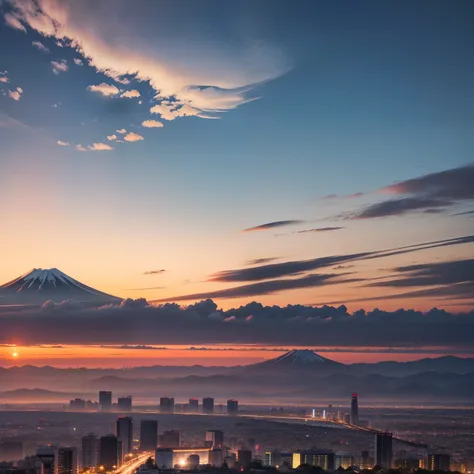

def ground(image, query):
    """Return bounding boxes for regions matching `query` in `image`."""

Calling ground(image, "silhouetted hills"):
[1,352,473,403]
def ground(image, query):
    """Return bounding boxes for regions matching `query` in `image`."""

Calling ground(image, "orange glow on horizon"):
[0,344,472,368]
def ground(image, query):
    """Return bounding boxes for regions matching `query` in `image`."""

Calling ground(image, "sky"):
[0,0,473,366]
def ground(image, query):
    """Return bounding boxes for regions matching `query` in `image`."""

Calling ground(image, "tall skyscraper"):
[226,399,238,415]
[158,430,180,448]
[209,448,225,467]
[351,393,359,425]
[238,450,252,468]
[361,450,371,469]
[375,433,393,469]
[81,434,99,469]
[159,397,175,414]
[140,420,158,451]
[37,447,57,474]
[202,397,214,414]
[188,398,199,413]
[205,430,224,448]
[264,451,282,467]
[117,396,132,412]
[99,435,118,471]
[302,452,335,471]
[428,453,450,471]
[57,447,77,474]
[116,417,133,457]
[99,391,112,412]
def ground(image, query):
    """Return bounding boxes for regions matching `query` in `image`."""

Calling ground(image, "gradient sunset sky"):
[0,0,473,366]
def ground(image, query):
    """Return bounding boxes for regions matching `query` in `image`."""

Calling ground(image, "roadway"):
[114,452,153,474]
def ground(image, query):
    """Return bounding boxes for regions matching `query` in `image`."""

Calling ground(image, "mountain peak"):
[272,349,334,365]
[0,268,121,305]
[247,349,345,371]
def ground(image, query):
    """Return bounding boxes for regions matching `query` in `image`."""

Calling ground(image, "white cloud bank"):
[3,0,288,121]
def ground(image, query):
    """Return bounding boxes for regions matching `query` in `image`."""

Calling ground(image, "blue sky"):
[0,0,473,311]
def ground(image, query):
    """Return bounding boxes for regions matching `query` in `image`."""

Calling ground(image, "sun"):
[12,352,19,358]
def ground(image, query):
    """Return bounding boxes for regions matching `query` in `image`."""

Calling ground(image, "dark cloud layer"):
[342,164,474,219]
[351,197,448,219]
[0,299,473,348]
[454,210,474,217]
[243,220,305,232]
[209,235,474,283]
[369,259,474,288]
[383,164,474,200]
[321,283,474,306]
[154,273,359,302]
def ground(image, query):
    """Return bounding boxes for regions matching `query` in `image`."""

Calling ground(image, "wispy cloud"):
[3,0,289,122]
[243,220,305,232]
[107,134,117,141]
[153,273,357,302]
[144,269,166,275]
[73,58,83,66]
[32,40,49,53]
[4,12,26,32]
[339,164,474,220]
[142,119,163,128]
[367,258,474,289]
[349,197,448,220]
[209,235,474,283]
[453,210,474,217]
[297,227,344,234]
[124,132,144,142]
[57,140,69,146]
[116,128,127,134]
[246,257,280,266]
[0,72,8,83]
[51,59,68,74]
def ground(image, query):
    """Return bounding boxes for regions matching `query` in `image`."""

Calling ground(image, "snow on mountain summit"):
[0,268,121,305]
[247,349,345,371]
[273,349,328,364]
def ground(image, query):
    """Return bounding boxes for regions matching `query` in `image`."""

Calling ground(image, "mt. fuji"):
[0,268,121,306]
[244,349,346,374]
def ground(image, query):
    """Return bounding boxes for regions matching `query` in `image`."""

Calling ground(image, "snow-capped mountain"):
[245,349,345,372]
[266,349,335,365]
[0,268,121,305]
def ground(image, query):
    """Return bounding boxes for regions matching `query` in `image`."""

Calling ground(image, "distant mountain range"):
[0,268,121,305]
[1,350,473,403]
